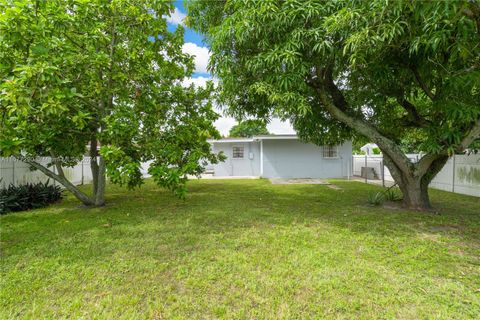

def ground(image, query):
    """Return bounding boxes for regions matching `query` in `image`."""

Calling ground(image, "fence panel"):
[0,157,151,189]
[0,157,55,188]
[449,155,479,197]
[352,154,480,197]
[0,157,95,188]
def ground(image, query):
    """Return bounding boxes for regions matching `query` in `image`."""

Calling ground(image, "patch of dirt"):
[428,225,460,232]
[382,201,403,210]
[327,184,342,190]
[269,178,330,185]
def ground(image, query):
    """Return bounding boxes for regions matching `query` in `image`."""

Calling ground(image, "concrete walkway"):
[195,175,260,180]
[269,178,331,185]
[352,177,396,187]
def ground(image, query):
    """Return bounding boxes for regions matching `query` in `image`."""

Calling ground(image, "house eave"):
[209,134,298,143]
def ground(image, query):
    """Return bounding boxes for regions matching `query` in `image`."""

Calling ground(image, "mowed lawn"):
[1,179,479,319]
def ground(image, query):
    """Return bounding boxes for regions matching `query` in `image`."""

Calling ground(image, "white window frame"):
[323,145,339,159]
[232,145,245,159]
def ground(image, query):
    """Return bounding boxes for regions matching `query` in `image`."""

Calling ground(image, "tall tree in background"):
[229,119,269,137]
[0,0,223,206]
[188,0,480,210]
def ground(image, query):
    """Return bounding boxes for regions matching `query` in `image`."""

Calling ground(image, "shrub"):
[0,180,63,214]
[384,188,402,202]
[367,192,384,206]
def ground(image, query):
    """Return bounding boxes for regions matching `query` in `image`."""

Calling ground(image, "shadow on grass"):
[3,179,478,260]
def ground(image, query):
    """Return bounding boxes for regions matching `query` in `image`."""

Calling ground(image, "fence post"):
[364,154,367,183]
[52,161,56,186]
[381,160,385,187]
[81,158,84,185]
[350,156,353,180]
[12,158,15,186]
[452,154,456,193]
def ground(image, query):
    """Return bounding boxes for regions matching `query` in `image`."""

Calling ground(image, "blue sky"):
[166,1,210,79]
[166,1,294,135]
[173,1,204,43]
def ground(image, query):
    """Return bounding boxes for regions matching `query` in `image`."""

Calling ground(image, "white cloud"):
[182,42,210,74]
[214,116,295,137]
[182,76,218,88]
[267,118,296,134]
[182,76,295,136]
[165,7,186,25]
[214,116,237,137]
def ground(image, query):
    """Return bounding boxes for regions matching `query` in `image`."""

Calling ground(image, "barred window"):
[323,146,338,158]
[232,146,244,159]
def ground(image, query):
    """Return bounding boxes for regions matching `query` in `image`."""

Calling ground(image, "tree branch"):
[459,119,480,151]
[18,156,94,206]
[311,69,413,175]
[396,98,431,127]
[50,151,65,178]
[415,119,480,176]
[410,66,435,100]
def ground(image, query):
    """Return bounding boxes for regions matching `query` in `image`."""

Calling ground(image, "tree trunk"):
[90,137,99,196]
[311,68,476,211]
[21,141,109,207]
[94,156,106,206]
[23,158,95,206]
[89,136,106,206]
[383,153,449,211]
[397,176,431,210]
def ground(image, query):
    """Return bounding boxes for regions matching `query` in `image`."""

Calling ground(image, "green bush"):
[367,192,384,206]
[384,188,402,201]
[372,147,382,155]
[0,180,63,214]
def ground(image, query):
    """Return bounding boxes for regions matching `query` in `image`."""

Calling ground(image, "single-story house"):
[208,135,352,179]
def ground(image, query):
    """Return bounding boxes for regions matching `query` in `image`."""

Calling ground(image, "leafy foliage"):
[384,188,402,202]
[228,119,269,137]
[0,0,224,203]
[0,180,62,214]
[188,0,480,209]
[188,0,479,151]
[367,192,384,206]
[372,148,381,155]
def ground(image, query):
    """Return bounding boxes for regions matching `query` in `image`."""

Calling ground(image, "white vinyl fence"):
[2,155,479,197]
[0,157,152,189]
[352,154,480,197]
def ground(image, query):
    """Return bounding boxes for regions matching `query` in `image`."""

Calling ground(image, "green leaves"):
[1,0,224,201]
[31,43,49,55]
[188,0,480,153]
[229,119,269,138]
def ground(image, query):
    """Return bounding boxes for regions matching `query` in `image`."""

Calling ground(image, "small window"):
[232,146,244,159]
[323,146,338,158]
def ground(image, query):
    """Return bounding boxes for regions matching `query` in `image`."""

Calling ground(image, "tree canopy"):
[0,0,223,205]
[229,119,269,137]
[188,0,480,210]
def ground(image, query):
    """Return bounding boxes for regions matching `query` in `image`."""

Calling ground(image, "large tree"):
[0,0,223,206]
[188,0,480,210]
[229,119,269,137]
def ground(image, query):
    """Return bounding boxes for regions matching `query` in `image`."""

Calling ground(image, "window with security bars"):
[232,146,244,159]
[323,146,338,158]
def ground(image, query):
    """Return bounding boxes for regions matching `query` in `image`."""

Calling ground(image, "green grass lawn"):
[1,179,479,319]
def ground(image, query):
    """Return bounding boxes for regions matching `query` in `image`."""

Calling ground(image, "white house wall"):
[261,140,352,179]
[212,142,261,177]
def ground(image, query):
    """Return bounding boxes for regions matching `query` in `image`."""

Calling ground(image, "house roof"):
[208,134,298,143]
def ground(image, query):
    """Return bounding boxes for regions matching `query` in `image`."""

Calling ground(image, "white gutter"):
[208,135,298,144]
[255,135,298,140]
[207,138,254,143]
